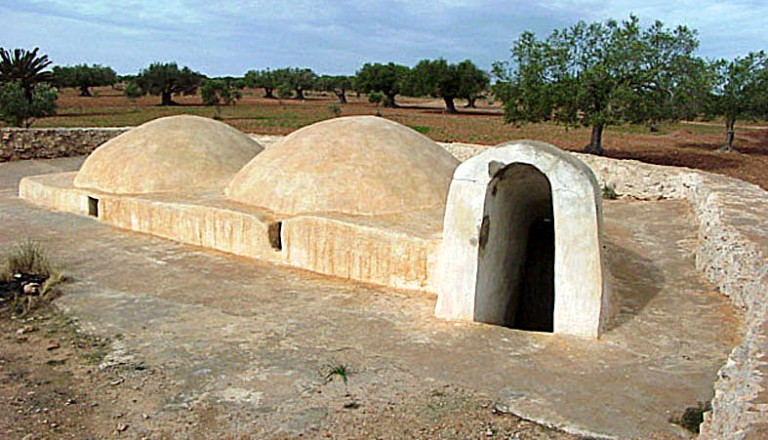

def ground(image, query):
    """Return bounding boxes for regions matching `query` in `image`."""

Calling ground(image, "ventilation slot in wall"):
[268,221,283,251]
[87,196,99,218]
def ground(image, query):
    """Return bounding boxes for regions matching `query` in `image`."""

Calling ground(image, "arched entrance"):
[435,140,606,338]
[475,163,555,332]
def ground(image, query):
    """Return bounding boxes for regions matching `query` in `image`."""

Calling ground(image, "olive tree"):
[355,62,409,107]
[493,16,701,154]
[126,62,203,106]
[270,67,316,100]
[317,75,353,104]
[244,69,278,98]
[405,58,488,113]
[709,51,768,152]
[52,64,117,96]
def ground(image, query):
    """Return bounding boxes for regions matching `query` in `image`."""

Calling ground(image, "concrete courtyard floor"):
[0,158,741,439]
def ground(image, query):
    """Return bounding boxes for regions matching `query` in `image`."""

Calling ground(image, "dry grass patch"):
[0,239,64,316]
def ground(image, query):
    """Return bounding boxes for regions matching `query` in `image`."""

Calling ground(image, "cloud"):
[0,0,764,76]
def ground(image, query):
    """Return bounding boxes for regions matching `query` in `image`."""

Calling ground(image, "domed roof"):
[74,115,263,194]
[225,116,459,216]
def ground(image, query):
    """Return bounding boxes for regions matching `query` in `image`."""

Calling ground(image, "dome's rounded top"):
[74,115,263,194]
[225,116,460,216]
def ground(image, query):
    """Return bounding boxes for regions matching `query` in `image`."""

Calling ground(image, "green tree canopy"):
[493,16,701,154]
[0,47,52,102]
[52,64,117,96]
[355,62,409,107]
[317,75,354,104]
[244,69,279,98]
[126,62,204,106]
[404,58,488,113]
[709,51,768,152]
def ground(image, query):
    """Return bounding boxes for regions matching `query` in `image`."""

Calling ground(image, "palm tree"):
[0,47,53,101]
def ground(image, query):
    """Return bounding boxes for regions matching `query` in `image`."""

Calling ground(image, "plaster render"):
[19,172,442,293]
[435,140,605,338]
[225,116,459,216]
[74,115,263,194]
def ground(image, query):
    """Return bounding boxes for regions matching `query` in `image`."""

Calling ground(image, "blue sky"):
[1,0,766,76]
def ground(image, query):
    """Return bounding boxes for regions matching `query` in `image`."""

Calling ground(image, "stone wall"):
[0,127,129,162]
[576,155,768,439]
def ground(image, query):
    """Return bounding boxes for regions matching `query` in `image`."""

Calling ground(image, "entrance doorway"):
[474,163,554,332]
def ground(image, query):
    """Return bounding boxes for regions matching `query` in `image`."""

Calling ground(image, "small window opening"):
[268,221,283,251]
[87,196,99,218]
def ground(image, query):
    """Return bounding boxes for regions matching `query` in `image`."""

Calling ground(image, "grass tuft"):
[601,183,619,200]
[3,239,55,279]
[324,363,350,385]
[409,125,431,134]
[1,239,64,316]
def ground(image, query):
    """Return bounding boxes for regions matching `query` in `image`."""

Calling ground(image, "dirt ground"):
[0,158,740,440]
[0,308,591,440]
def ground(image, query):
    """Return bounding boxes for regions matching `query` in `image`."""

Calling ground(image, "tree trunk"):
[295,88,305,100]
[336,90,347,104]
[384,92,397,108]
[721,117,736,152]
[263,87,275,99]
[79,85,92,97]
[443,96,458,114]
[584,123,605,155]
[464,97,477,108]
[161,91,175,106]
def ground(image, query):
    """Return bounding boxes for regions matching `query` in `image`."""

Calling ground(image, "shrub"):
[0,81,57,127]
[368,92,383,105]
[201,78,243,106]
[670,401,711,433]
[124,82,143,100]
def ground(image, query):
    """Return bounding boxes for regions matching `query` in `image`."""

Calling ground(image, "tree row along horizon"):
[1,15,766,153]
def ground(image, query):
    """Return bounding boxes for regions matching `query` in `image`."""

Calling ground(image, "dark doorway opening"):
[509,216,554,331]
[268,221,283,251]
[474,163,555,332]
[87,196,99,218]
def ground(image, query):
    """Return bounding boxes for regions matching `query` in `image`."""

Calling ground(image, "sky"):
[1,0,766,76]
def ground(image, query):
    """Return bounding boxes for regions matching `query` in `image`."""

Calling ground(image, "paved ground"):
[0,158,741,439]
